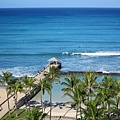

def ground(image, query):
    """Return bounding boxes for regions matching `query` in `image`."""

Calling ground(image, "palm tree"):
[61,74,80,95]
[37,78,51,112]
[101,76,115,110]
[111,79,120,118]
[82,70,98,102]
[95,76,118,119]
[7,78,24,117]
[0,71,12,113]
[44,66,60,120]
[22,75,30,109]
[22,75,36,108]
[65,83,86,119]
[82,98,106,120]
[61,74,87,119]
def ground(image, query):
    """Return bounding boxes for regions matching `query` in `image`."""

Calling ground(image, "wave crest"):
[62,51,120,57]
[81,51,120,56]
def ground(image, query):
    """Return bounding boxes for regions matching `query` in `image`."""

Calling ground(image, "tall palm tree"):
[61,74,87,119]
[22,75,36,108]
[44,66,60,120]
[65,83,86,119]
[7,78,24,117]
[37,78,51,112]
[82,70,98,101]
[0,71,12,113]
[101,76,115,110]
[22,75,30,109]
[61,74,80,95]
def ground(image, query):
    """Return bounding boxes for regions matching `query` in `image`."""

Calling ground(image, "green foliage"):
[0,71,13,87]
[1,108,47,120]
[1,70,120,120]
[1,109,26,120]
[7,78,24,117]
[26,107,47,120]
[61,74,80,95]
[62,70,120,120]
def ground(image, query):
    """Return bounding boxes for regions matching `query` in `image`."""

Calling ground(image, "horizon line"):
[0,6,120,9]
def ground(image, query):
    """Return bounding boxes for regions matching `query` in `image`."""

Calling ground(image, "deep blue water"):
[0,8,120,77]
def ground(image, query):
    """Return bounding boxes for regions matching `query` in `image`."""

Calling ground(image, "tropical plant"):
[61,74,80,95]
[26,107,47,120]
[22,75,36,108]
[110,79,120,118]
[82,70,98,102]
[101,76,116,110]
[61,74,82,119]
[37,78,51,112]
[44,66,60,120]
[7,78,24,117]
[65,83,86,119]
[0,71,12,113]
[82,98,106,120]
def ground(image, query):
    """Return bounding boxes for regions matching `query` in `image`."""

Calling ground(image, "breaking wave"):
[62,51,120,57]
[80,51,120,57]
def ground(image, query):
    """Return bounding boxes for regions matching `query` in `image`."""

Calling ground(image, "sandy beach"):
[0,87,25,118]
[44,105,76,118]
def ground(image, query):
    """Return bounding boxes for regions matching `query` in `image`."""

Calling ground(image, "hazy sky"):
[0,0,120,8]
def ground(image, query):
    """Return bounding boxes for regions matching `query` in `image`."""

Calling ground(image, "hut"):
[48,57,62,69]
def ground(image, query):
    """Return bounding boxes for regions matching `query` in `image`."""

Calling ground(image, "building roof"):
[48,57,61,62]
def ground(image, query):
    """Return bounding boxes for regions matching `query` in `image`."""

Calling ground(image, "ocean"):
[0,8,120,77]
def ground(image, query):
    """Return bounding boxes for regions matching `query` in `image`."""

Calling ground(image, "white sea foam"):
[81,51,120,57]
[62,51,120,57]
[62,52,69,55]
[71,52,81,55]
[0,66,38,77]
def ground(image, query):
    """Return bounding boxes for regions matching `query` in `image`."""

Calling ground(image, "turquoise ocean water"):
[0,8,120,102]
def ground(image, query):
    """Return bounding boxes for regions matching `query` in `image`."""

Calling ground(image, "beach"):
[0,84,76,119]
[0,87,25,118]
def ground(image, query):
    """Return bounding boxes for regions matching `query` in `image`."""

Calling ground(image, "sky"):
[0,0,120,8]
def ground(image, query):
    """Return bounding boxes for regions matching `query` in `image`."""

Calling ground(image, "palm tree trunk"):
[76,104,78,120]
[117,98,119,117]
[14,95,18,117]
[50,88,52,120]
[80,102,83,120]
[6,91,10,114]
[28,88,31,109]
[40,90,43,112]
[25,89,28,110]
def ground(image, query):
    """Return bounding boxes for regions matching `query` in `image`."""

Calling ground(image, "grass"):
[1,109,27,120]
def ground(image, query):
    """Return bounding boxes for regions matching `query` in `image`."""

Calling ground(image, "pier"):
[34,57,61,80]
[0,57,61,119]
